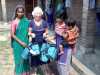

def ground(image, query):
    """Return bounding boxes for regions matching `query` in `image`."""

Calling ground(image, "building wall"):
[71,0,83,23]
[0,0,25,21]
[0,0,83,22]
[85,10,96,49]
[79,0,96,53]
[6,0,25,21]
[0,0,2,21]
[70,0,96,53]
[95,0,100,49]
[97,0,100,8]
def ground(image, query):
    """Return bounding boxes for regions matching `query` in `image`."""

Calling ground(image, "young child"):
[55,18,66,55]
[63,19,79,55]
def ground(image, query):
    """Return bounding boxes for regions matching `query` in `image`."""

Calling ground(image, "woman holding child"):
[55,18,79,75]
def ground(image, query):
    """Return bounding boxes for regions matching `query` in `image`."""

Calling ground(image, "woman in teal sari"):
[11,5,30,75]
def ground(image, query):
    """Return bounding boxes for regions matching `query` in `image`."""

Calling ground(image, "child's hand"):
[45,36,56,44]
[43,33,48,38]
[62,32,68,38]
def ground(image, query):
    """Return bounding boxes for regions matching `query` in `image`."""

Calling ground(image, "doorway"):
[25,0,38,19]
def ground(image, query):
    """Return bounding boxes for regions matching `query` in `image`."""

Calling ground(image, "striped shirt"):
[55,23,66,36]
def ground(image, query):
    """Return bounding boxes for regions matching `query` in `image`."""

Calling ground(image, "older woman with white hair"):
[29,6,48,42]
[28,6,54,75]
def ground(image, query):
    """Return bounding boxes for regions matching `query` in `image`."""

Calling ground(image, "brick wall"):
[71,0,83,23]
[79,0,96,53]
[97,0,100,8]
[85,10,96,48]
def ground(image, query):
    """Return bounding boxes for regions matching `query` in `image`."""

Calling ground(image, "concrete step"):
[70,66,79,75]
[72,56,96,75]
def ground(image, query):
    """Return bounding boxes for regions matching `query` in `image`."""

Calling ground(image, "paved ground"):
[75,37,100,75]
[0,24,78,75]
[1,22,99,75]
[0,26,14,75]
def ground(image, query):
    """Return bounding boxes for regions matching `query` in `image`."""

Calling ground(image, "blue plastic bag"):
[40,43,57,62]
[21,43,40,60]
[21,47,30,60]
[47,44,57,61]
[30,44,40,55]
[40,43,50,62]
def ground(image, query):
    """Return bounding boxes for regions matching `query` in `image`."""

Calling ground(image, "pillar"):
[79,0,96,54]
[1,0,7,22]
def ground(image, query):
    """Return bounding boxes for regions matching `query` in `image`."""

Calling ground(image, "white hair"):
[32,6,43,17]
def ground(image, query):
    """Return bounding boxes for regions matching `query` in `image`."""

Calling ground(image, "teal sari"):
[12,16,30,75]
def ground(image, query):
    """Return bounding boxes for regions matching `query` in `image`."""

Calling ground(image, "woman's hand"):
[20,42,27,47]
[28,32,36,38]
[31,33,36,38]
[29,36,32,42]
[28,27,35,38]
